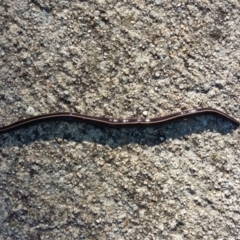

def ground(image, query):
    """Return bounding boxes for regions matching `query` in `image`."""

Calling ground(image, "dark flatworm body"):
[0,108,239,134]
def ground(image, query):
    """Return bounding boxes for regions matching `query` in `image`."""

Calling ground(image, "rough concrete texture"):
[0,0,239,239]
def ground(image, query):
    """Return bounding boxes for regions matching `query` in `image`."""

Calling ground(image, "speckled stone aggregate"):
[0,0,239,239]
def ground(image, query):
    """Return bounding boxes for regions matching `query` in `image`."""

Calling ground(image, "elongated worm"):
[0,108,238,134]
